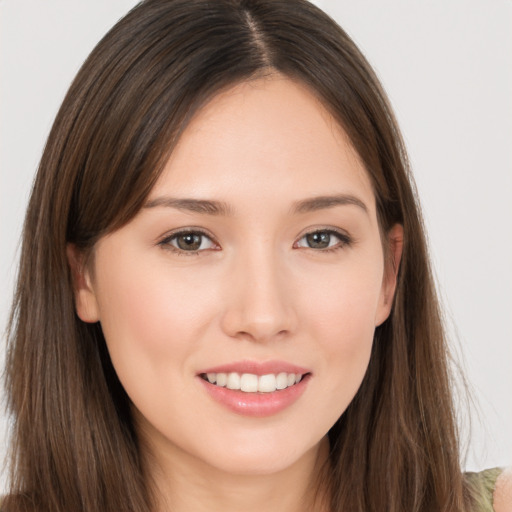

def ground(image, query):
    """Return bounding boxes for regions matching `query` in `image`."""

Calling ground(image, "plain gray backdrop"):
[1,0,511,493]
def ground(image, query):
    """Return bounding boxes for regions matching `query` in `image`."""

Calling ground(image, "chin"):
[207,453,301,477]
[196,432,324,477]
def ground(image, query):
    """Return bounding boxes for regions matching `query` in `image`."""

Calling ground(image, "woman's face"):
[73,76,400,477]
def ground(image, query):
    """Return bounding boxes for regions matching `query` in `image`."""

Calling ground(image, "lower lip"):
[198,375,310,417]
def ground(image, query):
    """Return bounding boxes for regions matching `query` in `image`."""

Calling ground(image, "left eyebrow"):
[291,194,369,215]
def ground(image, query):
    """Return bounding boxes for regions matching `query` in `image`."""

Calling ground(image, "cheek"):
[92,257,227,447]
[296,256,383,415]
[301,254,384,348]
[97,256,209,338]
[92,255,221,393]
[308,284,377,378]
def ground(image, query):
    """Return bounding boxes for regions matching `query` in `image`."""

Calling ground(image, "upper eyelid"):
[158,229,219,256]
[295,228,350,246]
[157,229,215,254]
[159,227,216,243]
[158,226,351,249]
[160,225,347,238]
[296,226,350,240]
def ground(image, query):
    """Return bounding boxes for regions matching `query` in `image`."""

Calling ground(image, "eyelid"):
[158,227,220,255]
[293,227,352,250]
[157,225,352,255]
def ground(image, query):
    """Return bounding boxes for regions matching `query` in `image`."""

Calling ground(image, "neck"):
[143,436,331,512]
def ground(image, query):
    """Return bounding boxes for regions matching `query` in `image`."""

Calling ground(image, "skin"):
[70,75,403,512]
[495,468,512,512]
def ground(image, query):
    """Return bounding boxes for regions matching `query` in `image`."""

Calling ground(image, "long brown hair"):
[4,1,471,510]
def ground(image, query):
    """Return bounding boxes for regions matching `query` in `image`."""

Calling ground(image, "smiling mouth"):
[199,372,306,393]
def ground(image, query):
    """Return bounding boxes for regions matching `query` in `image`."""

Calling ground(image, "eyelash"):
[158,228,219,257]
[158,228,352,256]
[295,229,352,253]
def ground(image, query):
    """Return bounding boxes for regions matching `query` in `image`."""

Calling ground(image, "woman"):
[3,0,510,511]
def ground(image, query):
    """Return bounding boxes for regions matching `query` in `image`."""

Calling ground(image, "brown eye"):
[162,231,216,253]
[177,233,202,250]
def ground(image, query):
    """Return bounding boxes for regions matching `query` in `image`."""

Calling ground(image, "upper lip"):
[198,360,310,376]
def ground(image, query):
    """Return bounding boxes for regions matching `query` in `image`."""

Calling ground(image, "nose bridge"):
[221,240,296,342]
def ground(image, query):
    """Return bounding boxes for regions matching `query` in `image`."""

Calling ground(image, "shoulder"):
[494,467,512,512]
[465,467,512,512]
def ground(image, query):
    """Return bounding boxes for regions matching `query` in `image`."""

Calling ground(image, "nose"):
[220,246,297,343]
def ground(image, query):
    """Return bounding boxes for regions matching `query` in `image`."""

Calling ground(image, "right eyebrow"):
[143,197,233,216]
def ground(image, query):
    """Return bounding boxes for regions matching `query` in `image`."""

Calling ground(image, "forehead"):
[150,76,375,212]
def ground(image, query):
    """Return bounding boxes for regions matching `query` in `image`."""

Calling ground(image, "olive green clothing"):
[466,467,503,512]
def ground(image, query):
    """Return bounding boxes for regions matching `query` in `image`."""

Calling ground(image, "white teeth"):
[276,372,288,390]
[203,371,305,393]
[240,373,258,392]
[216,373,227,387]
[258,374,277,393]
[226,372,241,390]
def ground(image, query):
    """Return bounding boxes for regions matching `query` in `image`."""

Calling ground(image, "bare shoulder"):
[494,467,512,512]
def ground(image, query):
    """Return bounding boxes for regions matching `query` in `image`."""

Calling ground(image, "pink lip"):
[197,360,311,417]
[199,360,309,376]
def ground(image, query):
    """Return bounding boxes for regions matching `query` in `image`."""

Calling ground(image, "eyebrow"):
[143,194,368,216]
[291,194,368,215]
[143,197,233,215]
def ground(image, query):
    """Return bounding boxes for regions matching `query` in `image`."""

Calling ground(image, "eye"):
[160,230,217,253]
[295,229,350,250]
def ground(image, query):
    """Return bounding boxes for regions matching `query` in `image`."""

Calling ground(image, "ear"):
[66,244,100,323]
[375,224,404,326]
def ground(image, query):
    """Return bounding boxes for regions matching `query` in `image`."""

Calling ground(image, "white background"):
[1,0,511,493]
